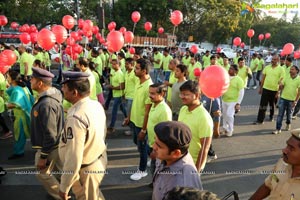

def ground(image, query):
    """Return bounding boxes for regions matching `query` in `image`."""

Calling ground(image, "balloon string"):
[172,26,176,47]
[133,23,136,35]
[248,38,251,66]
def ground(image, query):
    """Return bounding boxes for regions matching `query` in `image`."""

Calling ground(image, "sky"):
[252,0,300,21]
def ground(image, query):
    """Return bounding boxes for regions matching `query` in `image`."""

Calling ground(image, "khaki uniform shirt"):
[265,158,300,199]
[59,97,107,193]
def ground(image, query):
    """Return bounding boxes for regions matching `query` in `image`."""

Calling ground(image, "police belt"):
[80,154,102,169]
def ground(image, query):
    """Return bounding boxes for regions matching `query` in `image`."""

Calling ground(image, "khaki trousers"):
[35,149,61,200]
[72,152,107,200]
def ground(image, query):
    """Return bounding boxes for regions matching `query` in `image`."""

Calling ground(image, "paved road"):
[0,82,298,200]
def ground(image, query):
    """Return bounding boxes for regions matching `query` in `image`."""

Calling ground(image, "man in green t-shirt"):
[256,53,265,86]
[124,58,153,181]
[107,59,127,133]
[273,65,300,134]
[150,48,163,83]
[254,55,285,124]
[222,64,244,137]
[147,83,172,173]
[202,50,211,69]
[247,53,259,89]
[178,80,213,172]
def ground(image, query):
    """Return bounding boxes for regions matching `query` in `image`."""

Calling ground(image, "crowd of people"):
[0,42,300,200]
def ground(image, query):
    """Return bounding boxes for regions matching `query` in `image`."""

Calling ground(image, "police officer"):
[250,129,300,199]
[59,71,107,200]
[30,67,64,199]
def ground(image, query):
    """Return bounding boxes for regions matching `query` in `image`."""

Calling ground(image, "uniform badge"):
[33,110,38,117]
[67,127,73,139]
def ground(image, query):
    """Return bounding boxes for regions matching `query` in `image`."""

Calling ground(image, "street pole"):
[100,0,105,37]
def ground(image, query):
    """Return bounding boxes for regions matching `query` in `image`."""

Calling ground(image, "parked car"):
[221,48,236,59]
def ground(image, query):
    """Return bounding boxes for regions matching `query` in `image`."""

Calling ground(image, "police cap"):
[32,67,55,81]
[61,71,90,84]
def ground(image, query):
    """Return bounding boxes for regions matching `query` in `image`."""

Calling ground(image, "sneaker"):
[206,155,218,163]
[292,115,297,120]
[124,130,132,136]
[286,124,291,131]
[269,117,274,122]
[226,132,233,137]
[252,86,257,89]
[0,131,13,140]
[272,130,281,135]
[245,87,250,90]
[130,170,148,181]
[147,159,151,167]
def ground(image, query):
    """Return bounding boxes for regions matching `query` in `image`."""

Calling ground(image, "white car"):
[221,48,236,59]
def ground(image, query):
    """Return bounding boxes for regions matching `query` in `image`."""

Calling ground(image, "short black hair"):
[176,64,188,76]
[164,187,220,200]
[150,83,167,94]
[64,79,90,97]
[136,58,149,74]
[179,80,200,95]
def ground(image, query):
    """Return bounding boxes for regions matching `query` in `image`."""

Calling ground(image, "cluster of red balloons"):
[0,50,17,74]
[199,66,230,98]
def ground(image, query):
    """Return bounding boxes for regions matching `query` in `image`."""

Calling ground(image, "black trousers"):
[293,99,300,116]
[257,88,277,122]
[0,113,10,133]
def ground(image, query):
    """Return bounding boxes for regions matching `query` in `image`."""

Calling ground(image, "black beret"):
[154,121,192,150]
[32,67,54,81]
[61,71,90,84]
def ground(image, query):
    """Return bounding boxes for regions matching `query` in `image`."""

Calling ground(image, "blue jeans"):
[109,97,127,128]
[153,68,160,83]
[164,71,171,81]
[276,98,293,130]
[132,124,148,171]
[125,98,133,115]
[247,72,257,87]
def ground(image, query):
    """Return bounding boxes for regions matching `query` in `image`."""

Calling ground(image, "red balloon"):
[37,29,56,50]
[247,29,255,38]
[78,19,85,29]
[158,27,164,34]
[70,31,79,41]
[216,47,222,53]
[22,24,30,33]
[78,29,84,36]
[30,32,38,43]
[52,25,68,44]
[119,27,127,34]
[71,53,79,60]
[10,22,19,30]
[73,44,83,54]
[66,37,76,46]
[19,32,31,44]
[233,37,241,46]
[100,38,106,44]
[95,33,102,40]
[83,20,93,30]
[124,31,134,43]
[282,43,294,55]
[30,25,37,33]
[199,65,230,98]
[170,10,183,26]
[0,50,17,66]
[92,26,99,34]
[106,31,124,52]
[190,45,198,54]
[65,46,73,55]
[0,63,10,74]
[129,47,135,54]
[258,34,264,41]
[240,42,245,48]
[0,15,8,26]
[144,22,152,32]
[194,68,201,77]
[131,11,141,23]
[265,33,271,39]
[294,51,300,59]
[62,15,75,30]
[108,21,116,31]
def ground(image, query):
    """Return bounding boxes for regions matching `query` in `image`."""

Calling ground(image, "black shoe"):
[8,153,24,160]
[253,121,264,125]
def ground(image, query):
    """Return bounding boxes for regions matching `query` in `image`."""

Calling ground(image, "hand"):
[163,81,169,86]
[258,88,262,95]
[213,110,221,117]
[292,101,297,108]
[107,85,113,89]
[37,158,47,171]
[235,104,241,112]
[138,131,146,141]
[150,151,156,160]
[59,190,71,200]
[122,117,130,126]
